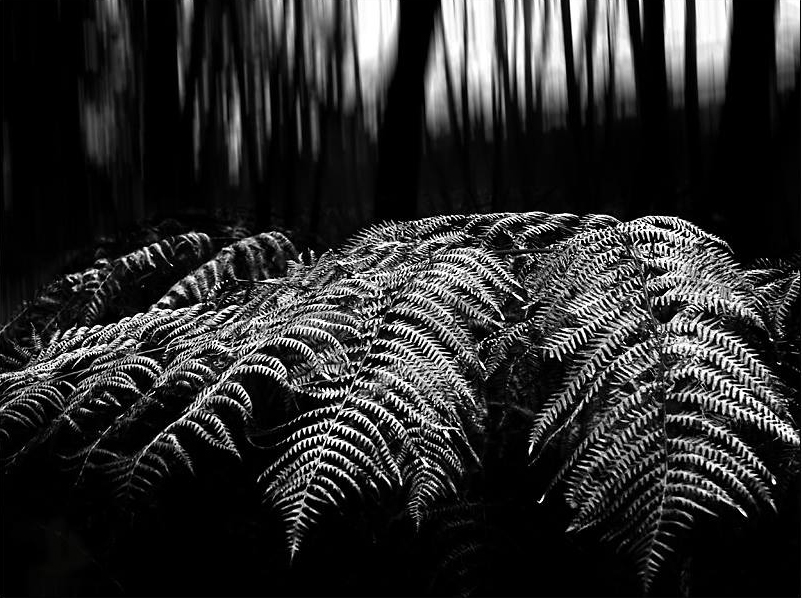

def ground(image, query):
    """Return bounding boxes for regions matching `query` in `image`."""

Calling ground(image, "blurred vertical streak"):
[461,0,476,209]
[583,0,598,150]
[715,0,780,258]
[601,0,618,167]
[625,0,671,216]
[2,0,88,319]
[283,0,306,228]
[227,0,264,223]
[142,0,181,215]
[178,0,208,209]
[198,0,225,212]
[310,0,344,238]
[560,0,585,208]
[522,0,535,199]
[493,0,513,206]
[349,0,366,225]
[440,7,464,205]
[263,1,290,231]
[532,0,551,163]
[684,0,702,209]
[374,0,440,222]
[641,0,669,213]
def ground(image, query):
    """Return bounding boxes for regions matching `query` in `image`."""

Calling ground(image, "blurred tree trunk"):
[374,0,440,222]
[441,16,464,152]
[602,1,618,164]
[310,1,345,238]
[175,0,207,208]
[626,0,670,215]
[494,0,524,204]
[523,0,534,132]
[684,0,702,209]
[2,0,89,283]
[461,0,476,209]
[531,0,551,166]
[642,0,670,213]
[584,0,598,146]
[560,0,581,140]
[284,0,308,228]
[198,1,225,212]
[141,0,182,215]
[264,3,291,230]
[715,0,777,257]
[349,0,366,224]
[227,0,264,224]
[560,0,586,208]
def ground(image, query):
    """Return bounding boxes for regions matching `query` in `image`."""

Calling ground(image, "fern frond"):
[81,233,214,325]
[498,216,800,590]
[154,232,298,309]
[259,243,513,557]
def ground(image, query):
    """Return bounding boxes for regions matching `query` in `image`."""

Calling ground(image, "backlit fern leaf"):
[747,255,800,411]
[1,212,798,593]
[154,232,298,309]
[259,241,516,558]
[81,232,214,324]
[488,216,799,590]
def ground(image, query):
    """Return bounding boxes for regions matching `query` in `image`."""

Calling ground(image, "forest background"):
[2,0,800,321]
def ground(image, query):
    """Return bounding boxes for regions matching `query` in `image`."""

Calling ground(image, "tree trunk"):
[560,0,586,208]
[642,0,670,213]
[142,0,182,215]
[461,0,476,209]
[715,0,777,258]
[374,0,440,222]
[684,0,702,209]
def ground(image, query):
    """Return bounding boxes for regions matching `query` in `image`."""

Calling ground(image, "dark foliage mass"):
[1,213,799,596]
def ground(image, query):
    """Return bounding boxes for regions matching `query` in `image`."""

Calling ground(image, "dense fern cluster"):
[1,212,798,593]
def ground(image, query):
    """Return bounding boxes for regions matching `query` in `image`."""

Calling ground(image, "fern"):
[1,212,798,595]
[260,241,516,556]
[747,255,800,412]
[154,231,298,309]
[486,216,799,589]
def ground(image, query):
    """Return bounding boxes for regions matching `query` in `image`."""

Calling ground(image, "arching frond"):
[490,217,799,590]
[259,242,515,557]
[154,232,298,309]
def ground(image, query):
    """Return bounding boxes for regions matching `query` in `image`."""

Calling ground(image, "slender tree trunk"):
[283,0,307,228]
[561,0,581,138]
[602,0,618,161]
[142,0,182,215]
[349,0,366,224]
[491,67,505,210]
[494,0,525,203]
[531,0,551,168]
[560,0,586,208]
[198,2,225,211]
[178,0,207,203]
[461,0,476,209]
[226,0,264,222]
[584,0,598,143]
[441,16,464,149]
[625,0,670,216]
[684,0,702,211]
[715,0,777,257]
[264,2,291,229]
[642,0,670,213]
[523,0,534,132]
[2,0,89,311]
[625,0,644,96]
[310,2,344,238]
[374,0,440,222]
